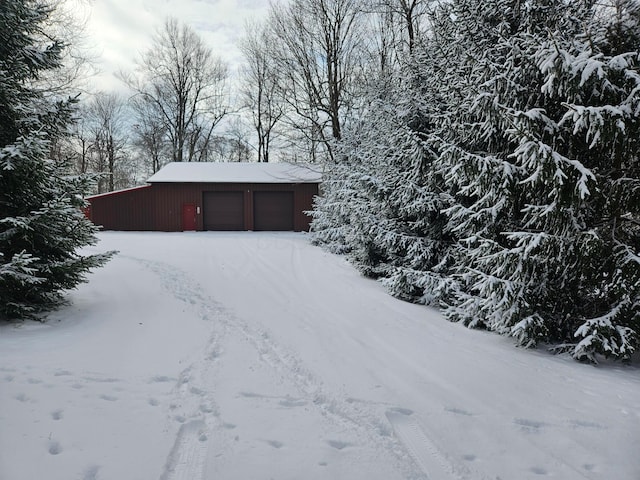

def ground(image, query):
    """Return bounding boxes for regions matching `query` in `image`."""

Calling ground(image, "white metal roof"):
[147,162,322,184]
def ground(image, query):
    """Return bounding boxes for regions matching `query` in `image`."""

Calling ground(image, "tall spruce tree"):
[431,0,639,361]
[424,0,592,336]
[525,0,640,360]
[311,73,453,303]
[0,0,114,319]
[313,0,639,362]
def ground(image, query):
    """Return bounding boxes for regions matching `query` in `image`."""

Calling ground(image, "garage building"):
[86,162,321,232]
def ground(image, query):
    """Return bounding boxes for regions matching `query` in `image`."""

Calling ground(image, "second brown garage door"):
[203,191,244,230]
[253,191,294,231]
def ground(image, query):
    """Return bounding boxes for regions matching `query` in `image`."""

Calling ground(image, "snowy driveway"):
[1,232,639,480]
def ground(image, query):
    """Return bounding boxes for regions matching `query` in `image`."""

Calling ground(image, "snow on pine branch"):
[511,139,595,199]
[560,104,632,148]
[573,301,637,362]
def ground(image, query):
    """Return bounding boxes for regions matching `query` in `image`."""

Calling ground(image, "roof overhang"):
[146,162,322,184]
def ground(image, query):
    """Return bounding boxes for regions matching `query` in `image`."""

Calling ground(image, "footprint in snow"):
[148,398,160,407]
[48,440,62,455]
[462,454,477,462]
[15,393,29,402]
[27,378,42,384]
[83,376,120,384]
[445,406,473,416]
[199,403,216,414]
[327,440,350,450]
[279,397,307,408]
[190,386,205,396]
[514,418,546,432]
[388,407,414,416]
[530,466,548,475]
[99,394,118,402]
[239,391,266,399]
[51,409,63,420]
[266,439,284,449]
[3,374,14,382]
[570,419,605,429]
[82,465,101,480]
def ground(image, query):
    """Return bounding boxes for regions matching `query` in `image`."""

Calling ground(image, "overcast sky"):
[81,0,271,93]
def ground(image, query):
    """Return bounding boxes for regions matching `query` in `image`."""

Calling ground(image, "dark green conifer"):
[0,0,114,319]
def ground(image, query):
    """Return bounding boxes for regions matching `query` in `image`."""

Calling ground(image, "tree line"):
[237,0,639,361]
[242,0,639,362]
[310,0,640,362]
[1,0,638,362]
[0,0,419,318]
[55,16,249,195]
[54,0,432,193]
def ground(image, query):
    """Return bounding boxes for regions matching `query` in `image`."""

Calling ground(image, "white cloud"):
[83,0,270,92]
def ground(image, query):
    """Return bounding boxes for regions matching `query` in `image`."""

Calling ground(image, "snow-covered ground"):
[1,232,638,480]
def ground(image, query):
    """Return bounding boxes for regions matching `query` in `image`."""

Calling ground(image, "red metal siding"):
[151,184,203,231]
[89,186,156,231]
[293,183,319,232]
[87,181,319,232]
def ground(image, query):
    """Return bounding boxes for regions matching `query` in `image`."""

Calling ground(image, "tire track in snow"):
[386,410,463,480]
[234,237,465,479]
[159,420,208,480]
[125,256,224,480]
[130,252,484,480]
[217,299,435,480]
[229,239,464,479]
[247,241,602,480]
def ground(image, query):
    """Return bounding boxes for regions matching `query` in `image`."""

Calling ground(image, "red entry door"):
[182,203,197,231]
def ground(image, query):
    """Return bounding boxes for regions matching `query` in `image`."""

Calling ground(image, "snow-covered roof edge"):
[146,162,323,184]
[86,185,152,199]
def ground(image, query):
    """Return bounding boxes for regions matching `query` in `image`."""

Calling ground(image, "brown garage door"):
[253,191,294,231]
[203,191,244,230]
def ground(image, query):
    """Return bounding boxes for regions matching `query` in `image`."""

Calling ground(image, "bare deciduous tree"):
[122,17,229,163]
[266,0,364,162]
[361,0,431,75]
[86,92,132,192]
[130,96,168,174]
[387,0,429,53]
[37,0,99,96]
[65,110,93,174]
[240,21,285,163]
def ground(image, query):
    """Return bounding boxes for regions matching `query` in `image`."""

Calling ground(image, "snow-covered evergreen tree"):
[530,0,640,360]
[430,0,639,361]
[313,0,639,361]
[424,0,586,337]
[311,62,454,303]
[0,0,114,319]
